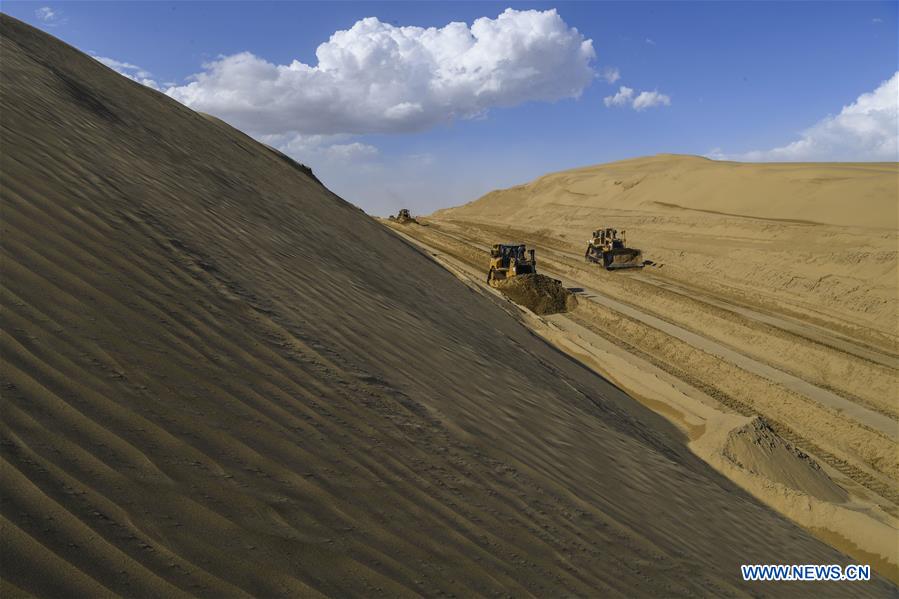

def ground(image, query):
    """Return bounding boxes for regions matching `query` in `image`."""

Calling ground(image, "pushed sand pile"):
[724,418,848,503]
[494,273,577,315]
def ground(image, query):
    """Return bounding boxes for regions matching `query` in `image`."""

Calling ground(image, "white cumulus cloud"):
[165,8,596,137]
[603,86,634,107]
[604,86,670,111]
[714,72,898,161]
[632,90,671,111]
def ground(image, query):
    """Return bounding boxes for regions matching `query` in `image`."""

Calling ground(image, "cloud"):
[261,133,379,164]
[324,142,379,161]
[872,17,883,23]
[256,132,459,216]
[604,86,670,110]
[603,86,634,107]
[93,55,162,90]
[35,6,64,26]
[632,90,671,111]
[35,7,56,21]
[645,38,656,45]
[166,8,596,137]
[713,72,898,162]
[601,66,621,84]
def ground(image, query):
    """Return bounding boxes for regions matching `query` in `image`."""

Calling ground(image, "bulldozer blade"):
[604,249,644,270]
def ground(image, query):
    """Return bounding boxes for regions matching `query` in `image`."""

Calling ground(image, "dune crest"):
[441,153,898,230]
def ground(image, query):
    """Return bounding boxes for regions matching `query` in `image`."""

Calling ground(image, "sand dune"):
[436,154,899,338]
[385,216,899,579]
[444,153,897,229]
[2,15,897,597]
[418,148,898,582]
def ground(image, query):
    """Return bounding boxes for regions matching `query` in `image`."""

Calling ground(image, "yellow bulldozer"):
[388,208,417,224]
[487,244,537,285]
[585,228,644,270]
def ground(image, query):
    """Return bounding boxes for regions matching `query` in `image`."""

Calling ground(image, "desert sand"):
[387,152,899,582]
[435,154,899,338]
[2,14,897,597]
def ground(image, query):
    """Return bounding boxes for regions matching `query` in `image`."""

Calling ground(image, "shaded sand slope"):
[2,16,894,597]
[436,155,899,338]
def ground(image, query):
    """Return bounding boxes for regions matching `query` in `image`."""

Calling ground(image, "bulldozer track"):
[436,220,899,368]
[566,312,899,511]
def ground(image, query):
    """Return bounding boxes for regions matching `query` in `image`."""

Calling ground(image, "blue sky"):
[6,1,897,215]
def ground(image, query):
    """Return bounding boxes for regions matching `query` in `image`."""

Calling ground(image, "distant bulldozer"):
[487,244,537,285]
[388,208,418,224]
[585,228,644,270]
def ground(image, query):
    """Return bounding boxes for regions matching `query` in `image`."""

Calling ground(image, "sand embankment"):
[385,218,899,581]
[411,155,899,581]
[435,154,899,340]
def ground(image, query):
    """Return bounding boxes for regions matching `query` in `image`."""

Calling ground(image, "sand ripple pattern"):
[2,16,895,597]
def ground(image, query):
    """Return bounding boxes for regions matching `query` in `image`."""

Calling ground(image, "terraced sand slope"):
[2,15,895,597]
[425,151,899,582]
[383,216,899,580]
[436,154,899,339]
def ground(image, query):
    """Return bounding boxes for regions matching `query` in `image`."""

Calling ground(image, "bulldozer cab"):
[488,244,537,284]
[591,228,627,249]
[491,244,530,266]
